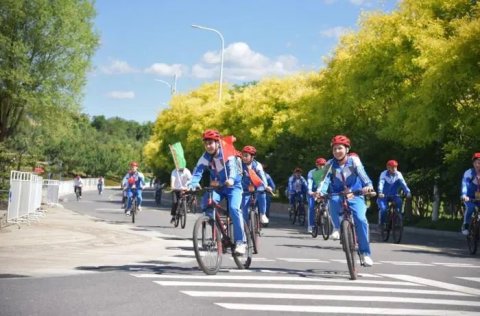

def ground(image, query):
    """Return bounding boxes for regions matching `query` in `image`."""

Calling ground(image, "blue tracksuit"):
[377,170,411,224]
[190,148,245,243]
[265,173,276,218]
[288,175,307,209]
[240,160,268,223]
[461,168,480,226]
[123,171,145,210]
[317,156,373,256]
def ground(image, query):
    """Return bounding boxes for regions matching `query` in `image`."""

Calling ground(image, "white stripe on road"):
[215,303,480,315]
[95,208,125,211]
[457,277,480,283]
[153,281,470,296]
[247,257,276,262]
[134,274,419,286]
[183,291,480,307]
[434,263,480,268]
[380,274,480,296]
[277,258,329,263]
[380,261,434,267]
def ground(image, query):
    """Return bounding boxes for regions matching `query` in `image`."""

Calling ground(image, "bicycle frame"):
[467,200,480,255]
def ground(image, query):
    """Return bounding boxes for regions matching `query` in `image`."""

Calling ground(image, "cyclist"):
[188,129,246,255]
[287,167,308,215]
[97,176,104,195]
[123,161,146,216]
[307,157,327,233]
[316,135,375,266]
[460,152,480,235]
[377,160,412,229]
[73,175,83,198]
[240,145,272,225]
[170,167,192,223]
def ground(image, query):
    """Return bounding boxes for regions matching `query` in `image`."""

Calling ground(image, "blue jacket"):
[122,171,145,189]
[265,172,276,191]
[288,175,307,194]
[190,148,242,187]
[461,168,480,199]
[241,160,268,192]
[378,170,411,196]
[318,156,372,195]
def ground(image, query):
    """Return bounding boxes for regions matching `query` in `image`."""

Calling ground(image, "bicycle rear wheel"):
[180,199,187,229]
[341,220,357,280]
[467,218,478,255]
[193,215,222,275]
[392,211,403,244]
[232,220,253,269]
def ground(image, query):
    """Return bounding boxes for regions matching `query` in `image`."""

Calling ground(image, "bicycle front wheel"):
[341,220,357,280]
[392,212,403,244]
[180,199,187,229]
[249,209,259,254]
[131,200,136,223]
[233,221,253,270]
[311,209,319,238]
[467,218,478,255]
[321,210,332,240]
[193,215,222,275]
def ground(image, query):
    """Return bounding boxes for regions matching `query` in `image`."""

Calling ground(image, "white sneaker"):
[331,230,340,240]
[138,206,142,212]
[362,255,373,267]
[260,214,269,224]
[307,226,313,233]
[462,229,469,236]
[235,243,246,255]
[126,210,131,216]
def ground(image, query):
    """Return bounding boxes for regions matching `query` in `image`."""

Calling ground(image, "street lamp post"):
[155,74,177,95]
[191,24,224,102]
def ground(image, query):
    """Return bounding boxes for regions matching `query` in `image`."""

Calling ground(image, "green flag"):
[170,142,187,169]
[312,169,325,187]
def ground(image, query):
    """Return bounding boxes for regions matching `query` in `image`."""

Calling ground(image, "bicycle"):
[466,199,480,255]
[74,186,81,201]
[129,187,139,224]
[155,183,165,206]
[186,192,198,213]
[192,186,253,275]
[246,190,261,255]
[291,193,306,226]
[173,190,194,229]
[312,197,333,240]
[328,190,376,280]
[380,194,404,244]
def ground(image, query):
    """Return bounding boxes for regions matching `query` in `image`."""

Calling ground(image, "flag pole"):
[218,138,230,182]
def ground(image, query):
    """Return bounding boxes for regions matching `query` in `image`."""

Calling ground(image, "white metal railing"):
[6,172,99,224]
[7,171,43,223]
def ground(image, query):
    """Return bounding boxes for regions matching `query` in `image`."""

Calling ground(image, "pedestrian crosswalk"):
[132,271,480,314]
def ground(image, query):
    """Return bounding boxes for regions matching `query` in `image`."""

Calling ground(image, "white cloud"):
[100,59,137,74]
[320,26,350,38]
[106,91,135,99]
[191,42,301,81]
[144,63,187,76]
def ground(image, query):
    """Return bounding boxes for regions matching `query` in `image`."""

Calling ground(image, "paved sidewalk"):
[0,205,192,278]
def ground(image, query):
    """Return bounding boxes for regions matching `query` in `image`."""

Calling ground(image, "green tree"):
[0,0,99,142]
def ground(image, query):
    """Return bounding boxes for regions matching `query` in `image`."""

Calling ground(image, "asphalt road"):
[1,188,479,316]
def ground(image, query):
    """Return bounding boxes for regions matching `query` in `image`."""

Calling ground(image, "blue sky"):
[83,0,399,123]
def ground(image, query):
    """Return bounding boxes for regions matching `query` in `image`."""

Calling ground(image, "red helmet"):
[242,145,257,156]
[202,129,221,141]
[331,135,351,147]
[472,153,480,161]
[386,160,398,167]
[130,161,138,167]
[315,157,327,165]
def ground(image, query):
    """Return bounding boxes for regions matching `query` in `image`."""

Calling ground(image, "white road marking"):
[183,291,480,307]
[457,277,480,283]
[380,261,434,267]
[215,303,480,315]
[434,263,480,268]
[153,281,470,296]
[380,274,480,296]
[277,258,329,263]
[133,274,419,286]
